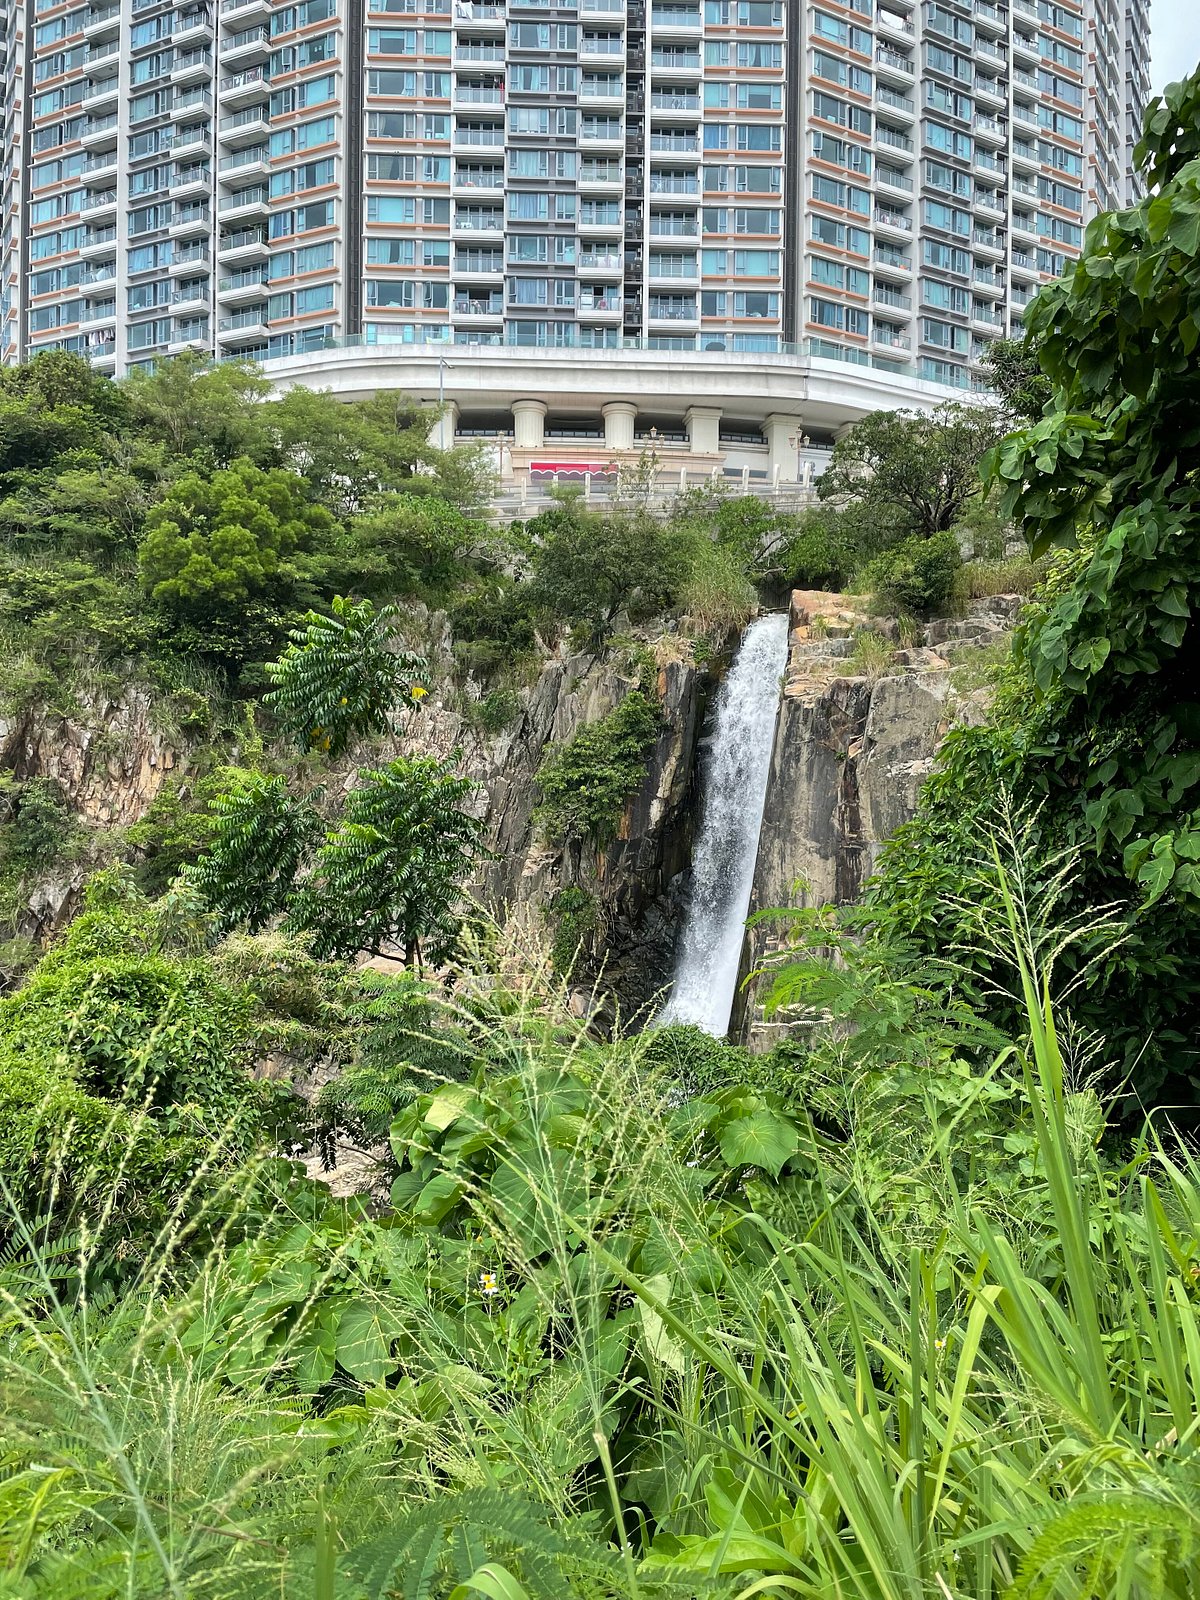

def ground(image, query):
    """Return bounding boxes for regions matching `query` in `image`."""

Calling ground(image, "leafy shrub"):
[845,628,898,683]
[676,538,756,633]
[864,529,962,616]
[545,887,599,978]
[530,498,688,643]
[535,690,661,845]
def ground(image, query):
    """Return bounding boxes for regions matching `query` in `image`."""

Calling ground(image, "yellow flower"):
[412,685,428,701]
[339,696,348,706]
[934,1338,947,1351]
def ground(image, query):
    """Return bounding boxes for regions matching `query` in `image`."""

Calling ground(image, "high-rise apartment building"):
[0,0,1151,433]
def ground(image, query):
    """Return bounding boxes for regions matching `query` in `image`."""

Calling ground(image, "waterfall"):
[659,610,789,1037]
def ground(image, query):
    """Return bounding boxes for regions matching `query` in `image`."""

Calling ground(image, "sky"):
[1150,0,1200,93]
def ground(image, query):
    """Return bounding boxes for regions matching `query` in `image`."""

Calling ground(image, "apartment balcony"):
[875,45,915,85]
[82,151,118,183]
[219,66,269,107]
[219,147,269,182]
[452,294,503,318]
[218,186,269,221]
[80,265,116,289]
[451,167,504,193]
[454,43,503,62]
[171,206,213,237]
[1013,69,1038,93]
[974,149,1003,175]
[581,166,625,191]
[580,213,626,236]
[218,275,269,309]
[453,253,503,276]
[79,228,117,260]
[971,305,1004,330]
[171,285,212,315]
[1010,248,1038,278]
[82,79,119,111]
[874,243,912,275]
[85,39,120,78]
[874,287,911,312]
[972,226,1004,254]
[876,125,914,155]
[217,310,269,342]
[452,86,502,110]
[174,88,215,118]
[80,188,118,219]
[1011,141,1038,171]
[220,0,271,23]
[974,75,1007,108]
[166,128,212,159]
[648,131,699,161]
[80,113,119,151]
[170,245,211,273]
[649,49,701,78]
[220,26,270,67]
[648,174,699,197]
[453,1,505,28]
[877,167,914,194]
[976,190,1007,216]
[1012,27,1038,62]
[79,300,116,330]
[173,163,212,198]
[172,48,213,86]
[974,0,1006,34]
[451,126,504,151]
[650,90,698,112]
[874,207,913,235]
[578,249,623,275]
[649,6,702,35]
[976,35,1004,63]
[876,6,915,42]
[877,85,915,122]
[168,330,212,354]
[581,0,624,13]
[580,79,625,104]
[578,291,622,317]
[579,37,627,64]
[82,3,120,39]
[973,114,1006,145]
[174,8,213,44]
[646,302,698,326]
[218,228,269,263]
[581,125,627,150]
[873,328,911,352]
[219,107,270,148]
[453,210,504,236]
[972,266,1005,295]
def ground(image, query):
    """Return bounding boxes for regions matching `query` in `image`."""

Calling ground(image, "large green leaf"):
[335,1299,393,1384]
[718,1108,800,1177]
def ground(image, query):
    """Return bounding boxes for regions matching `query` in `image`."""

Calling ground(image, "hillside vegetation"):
[0,66,1198,1600]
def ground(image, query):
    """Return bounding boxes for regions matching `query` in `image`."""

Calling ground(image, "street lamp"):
[788,427,811,486]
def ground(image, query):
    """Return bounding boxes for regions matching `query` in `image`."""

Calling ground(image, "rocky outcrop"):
[2,622,714,1017]
[731,589,1016,1045]
[0,685,182,828]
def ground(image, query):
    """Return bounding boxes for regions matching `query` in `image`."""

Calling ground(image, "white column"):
[512,398,547,450]
[431,399,459,450]
[602,400,637,452]
[764,413,801,481]
[685,405,722,455]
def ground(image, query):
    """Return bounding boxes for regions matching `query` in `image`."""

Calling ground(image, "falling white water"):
[659,611,789,1037]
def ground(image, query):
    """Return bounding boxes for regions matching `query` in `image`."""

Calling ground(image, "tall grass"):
[3,893,1200,1596]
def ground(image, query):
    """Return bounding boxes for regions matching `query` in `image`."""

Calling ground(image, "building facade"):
[0,0,1151,475]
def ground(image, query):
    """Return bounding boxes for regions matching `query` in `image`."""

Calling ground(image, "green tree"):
[189,771,324,935]
[981,335,1054,426]
[536,691,662,844]
[868,69,1200,1102]
[270,385,434,515]
[263,596,427,758]
[289,756,482,964]
[818,402,1004,538]
[347,493,489,596]
[530,497,688,643]
[138,457,335,615]
[120,353,272,464]
[864,529,962,616]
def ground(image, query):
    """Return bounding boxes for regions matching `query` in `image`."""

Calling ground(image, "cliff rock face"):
[731,590,1014,1045]
[2,626,709,1016]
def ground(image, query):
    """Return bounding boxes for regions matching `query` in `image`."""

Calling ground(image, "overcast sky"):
[1151,0,1200,94]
